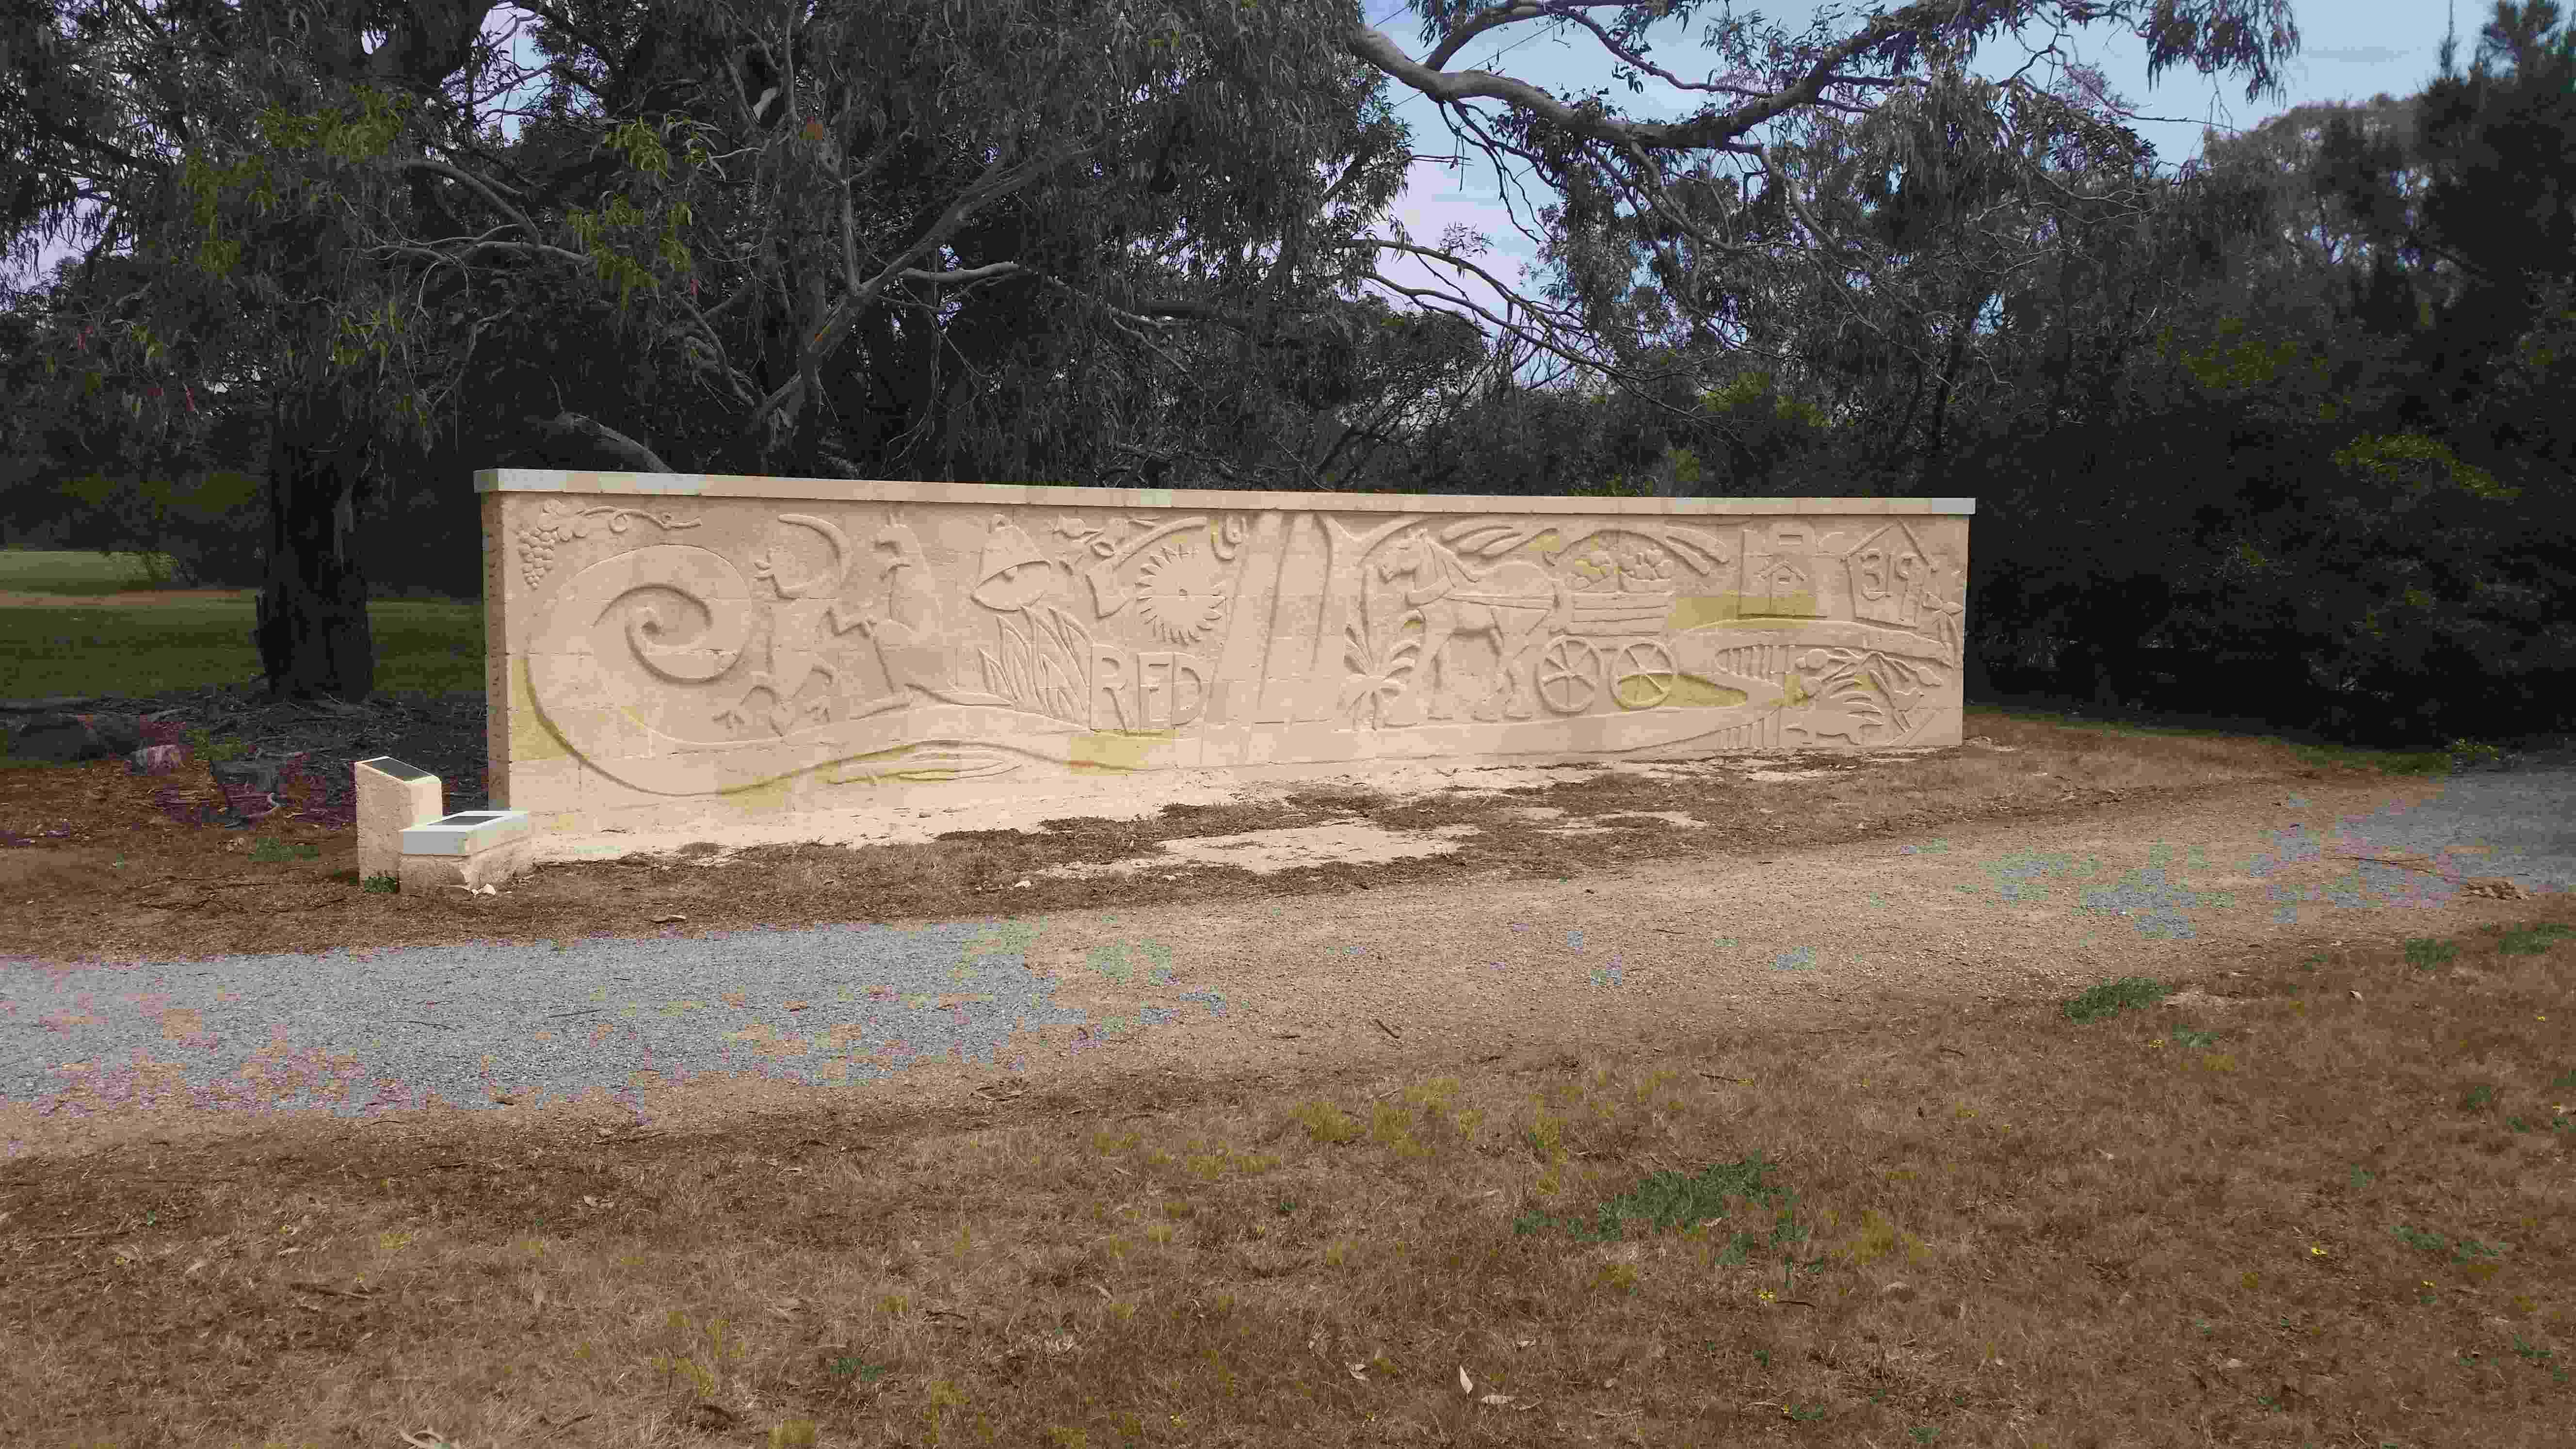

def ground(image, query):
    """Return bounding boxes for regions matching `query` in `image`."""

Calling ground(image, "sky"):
[1364,0,2466,383]
[6,0,2482,393]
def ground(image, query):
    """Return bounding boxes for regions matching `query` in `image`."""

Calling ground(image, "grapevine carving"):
[515,498,702,589]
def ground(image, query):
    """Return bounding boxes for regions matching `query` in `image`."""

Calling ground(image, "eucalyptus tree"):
[5,0,546,698]
[0,0,279,541]
[2178,0,2576,739]
[0,0,1432,701]
[2326,0,2576,427]
[1908,1,2576,741]
[1330,0,2302,451]
[3,0,2315,704]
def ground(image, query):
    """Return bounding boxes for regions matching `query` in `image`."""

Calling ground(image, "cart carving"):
[1378,532,1682,720]
[1535,584,1680,713]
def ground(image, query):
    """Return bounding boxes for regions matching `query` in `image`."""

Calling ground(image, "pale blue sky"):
[6,0,2484,391]
[1357,0,2470,382]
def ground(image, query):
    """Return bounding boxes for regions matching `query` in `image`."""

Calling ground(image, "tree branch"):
[1344,2,1936,160]
[523,410,673,473]
[397,158,539,239]
[739,139,1100,444]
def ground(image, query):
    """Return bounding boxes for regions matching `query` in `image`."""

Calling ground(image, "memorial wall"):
[477,470,1974,850]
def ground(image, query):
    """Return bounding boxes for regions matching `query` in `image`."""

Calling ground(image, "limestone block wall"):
[479,470,1973,851]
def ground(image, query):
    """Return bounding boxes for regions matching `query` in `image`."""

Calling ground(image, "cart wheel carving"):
[1537,637,1599,714]
[1612,639,1677,709]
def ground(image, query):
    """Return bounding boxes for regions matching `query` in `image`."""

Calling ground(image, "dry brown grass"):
[4,906,2570,1447]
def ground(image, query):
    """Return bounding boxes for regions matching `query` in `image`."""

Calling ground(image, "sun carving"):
[1133,536,1233,644]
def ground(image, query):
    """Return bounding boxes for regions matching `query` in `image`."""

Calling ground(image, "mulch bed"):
[0,682,492,835]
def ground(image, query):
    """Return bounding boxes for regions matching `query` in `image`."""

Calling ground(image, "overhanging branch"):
[523,410,673,473]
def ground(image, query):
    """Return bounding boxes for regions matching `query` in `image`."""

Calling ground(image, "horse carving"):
[1374,531,1563,722]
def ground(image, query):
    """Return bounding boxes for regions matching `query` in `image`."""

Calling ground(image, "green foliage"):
[2159,316,2333,394]
[2404,938,2460,971]
[1700,370,1830,429]
[4,0,2570,749]
[1564,472,1654,498]
[36,468,266,586]
[562,116,715,319]
[181,728,249,765]
[2063,977,2171,1025]
[1513,1152,1801,1253]
[2330,431,2518,503]
[2495,923,2574,956]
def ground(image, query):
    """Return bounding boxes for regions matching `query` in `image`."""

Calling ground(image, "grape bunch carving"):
[514,499,703,589]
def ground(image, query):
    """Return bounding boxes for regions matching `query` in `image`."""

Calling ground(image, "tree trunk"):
[251,386,377,704]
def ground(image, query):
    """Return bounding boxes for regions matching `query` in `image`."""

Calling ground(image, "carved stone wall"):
[479,471,1974,845]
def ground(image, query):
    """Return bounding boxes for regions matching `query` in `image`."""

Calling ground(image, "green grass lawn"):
[0,547,484,698]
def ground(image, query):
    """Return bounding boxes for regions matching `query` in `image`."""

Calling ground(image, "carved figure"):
[709,513,866,736]
[841,521,981,717]
[1375,530,1562,722]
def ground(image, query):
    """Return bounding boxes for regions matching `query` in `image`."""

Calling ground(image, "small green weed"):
[2496,923,2574,956]
[2388,1224,2508,1264]
[182,726,252,764]
[1514,1153,1798,1253]
[2444,738,2504,771]
[360,873,400,894]
[248,837,320,864]
[2404,937,2460,970]
[2063,976,2169,1024]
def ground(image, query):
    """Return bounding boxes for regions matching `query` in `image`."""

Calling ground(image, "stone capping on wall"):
[475,469,1974,863]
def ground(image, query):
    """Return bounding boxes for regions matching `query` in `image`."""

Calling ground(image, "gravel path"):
[4,768,2569,1160]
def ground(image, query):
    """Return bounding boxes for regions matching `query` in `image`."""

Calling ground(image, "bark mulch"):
[0,681,491,836]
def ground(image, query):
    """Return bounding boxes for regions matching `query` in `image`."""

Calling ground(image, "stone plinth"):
[394,808,532,894]
[353,756,441,885]
[478,470,1973,868]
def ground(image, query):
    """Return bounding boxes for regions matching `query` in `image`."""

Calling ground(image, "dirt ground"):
[6,621,2576,1449]
[4,658,2572,1158]
[3,584,2561,951]
[2,667,2543,968]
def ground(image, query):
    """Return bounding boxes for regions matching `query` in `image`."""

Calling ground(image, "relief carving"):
[513,493,1968,805]
[514,497,701,590]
